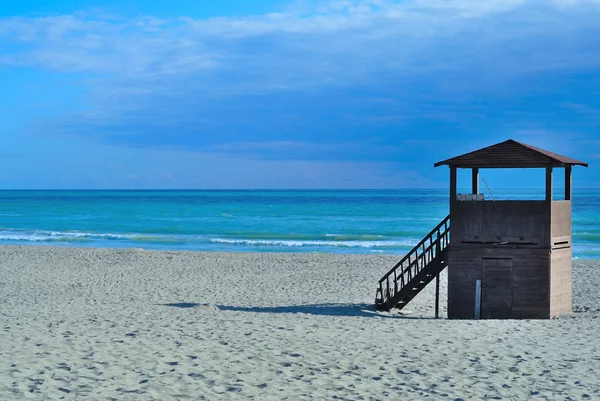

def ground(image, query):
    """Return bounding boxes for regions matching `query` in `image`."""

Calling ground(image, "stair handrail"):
[378,214,450,286]
[375,215,450,310]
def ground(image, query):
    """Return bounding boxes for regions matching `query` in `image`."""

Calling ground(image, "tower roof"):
[434,139,588,168]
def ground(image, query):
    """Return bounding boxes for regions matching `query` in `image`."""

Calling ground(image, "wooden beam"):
[435,163,579,169]
[475,280,481,320]
[472,168,479,195]
[546,166,553,250]
[565,165,572,201]
[435,273,440,319]
[546,167,553,202]
[450,167,457,216]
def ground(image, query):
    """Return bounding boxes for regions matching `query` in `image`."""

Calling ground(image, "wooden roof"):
[434,139,588,168]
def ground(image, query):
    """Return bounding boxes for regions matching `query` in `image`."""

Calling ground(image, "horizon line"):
[1,188,599,191]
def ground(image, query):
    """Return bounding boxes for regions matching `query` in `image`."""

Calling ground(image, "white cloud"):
[2,0,598,81]
[1,0,599,163]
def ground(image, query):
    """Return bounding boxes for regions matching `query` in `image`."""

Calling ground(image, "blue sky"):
[1,0,599,189]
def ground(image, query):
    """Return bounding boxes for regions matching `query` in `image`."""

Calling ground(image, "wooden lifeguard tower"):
[375,139,588,319]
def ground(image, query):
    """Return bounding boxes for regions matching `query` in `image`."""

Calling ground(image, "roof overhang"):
[434,139,588,169]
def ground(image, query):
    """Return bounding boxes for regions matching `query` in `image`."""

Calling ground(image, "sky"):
[1,0,599,189]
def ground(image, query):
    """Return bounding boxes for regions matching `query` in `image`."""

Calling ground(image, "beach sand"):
[0,245,599,400]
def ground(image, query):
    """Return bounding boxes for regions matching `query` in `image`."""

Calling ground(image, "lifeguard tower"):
[375,139,587,319]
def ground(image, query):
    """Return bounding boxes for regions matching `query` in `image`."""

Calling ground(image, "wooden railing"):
[375,215,450,310]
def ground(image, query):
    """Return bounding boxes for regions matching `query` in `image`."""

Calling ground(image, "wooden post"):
[472,168,479,195]
[475,280,481,320]
[565,165,572,201]
[546,166,554,249]
[435,273,440,319]
[450,167,457,215]
[545,167,553,202]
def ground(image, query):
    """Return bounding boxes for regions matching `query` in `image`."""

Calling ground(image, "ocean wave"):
[573,232,600,241]
[0,229,129,243]
[325,233,387,240]
[209,238,417,248]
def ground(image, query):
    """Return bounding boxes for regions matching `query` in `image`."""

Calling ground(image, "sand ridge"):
[0,245,599,400]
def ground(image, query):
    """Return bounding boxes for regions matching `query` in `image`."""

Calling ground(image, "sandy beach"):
[0,245,599,400]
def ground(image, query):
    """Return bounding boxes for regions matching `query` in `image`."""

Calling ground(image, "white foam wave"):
[48,231,126,239]
[0,229,129,243]
[210,238,416,248]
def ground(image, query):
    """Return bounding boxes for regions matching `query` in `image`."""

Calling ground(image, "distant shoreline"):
[0,243,597,260]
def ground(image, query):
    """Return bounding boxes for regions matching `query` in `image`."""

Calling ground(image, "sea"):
[0,190,598,258]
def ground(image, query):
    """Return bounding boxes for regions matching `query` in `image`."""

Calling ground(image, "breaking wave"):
[0,229,129,243]
[209,237,417,249]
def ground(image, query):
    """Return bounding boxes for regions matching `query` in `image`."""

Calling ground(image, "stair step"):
[374,215,450,311]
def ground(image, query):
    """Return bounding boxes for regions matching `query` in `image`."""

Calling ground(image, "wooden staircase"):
[375,215,450,312]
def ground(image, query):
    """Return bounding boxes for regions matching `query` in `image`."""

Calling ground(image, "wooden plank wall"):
[448,246,550,319]
[481,259,513,319]
[452,201,549,247]
[551,201,572,248]
[549,201,572,317]
[550,247,572,317]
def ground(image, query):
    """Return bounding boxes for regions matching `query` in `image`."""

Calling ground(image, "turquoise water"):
[0,190,598,258]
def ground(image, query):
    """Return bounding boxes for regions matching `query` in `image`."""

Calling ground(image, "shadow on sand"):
[160,302,200,309]
[160,302,434,319]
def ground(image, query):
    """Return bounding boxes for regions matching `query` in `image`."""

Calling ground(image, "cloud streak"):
[2,0,600,163]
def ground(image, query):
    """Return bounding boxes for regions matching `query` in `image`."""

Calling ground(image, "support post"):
[565,165,572,201]
[546,166,553,248]
[472,168,479,195]
[450,167,457,215]
[435,273,440,319]
[475,280,481,320]
[545,167,553,202]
